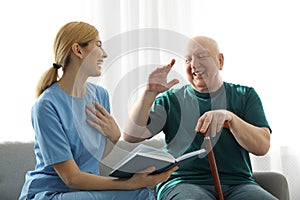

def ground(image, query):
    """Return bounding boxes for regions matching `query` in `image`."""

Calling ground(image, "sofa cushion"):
[0,142,35,200]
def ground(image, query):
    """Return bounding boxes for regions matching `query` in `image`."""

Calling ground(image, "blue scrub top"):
[19,82,109,199]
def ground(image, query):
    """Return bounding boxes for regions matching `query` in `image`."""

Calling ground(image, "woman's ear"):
[71,43,84,59]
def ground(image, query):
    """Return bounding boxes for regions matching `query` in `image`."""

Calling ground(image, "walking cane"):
[201,133,224,200]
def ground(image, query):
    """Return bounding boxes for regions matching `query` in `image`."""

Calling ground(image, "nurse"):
[19,21,177,200]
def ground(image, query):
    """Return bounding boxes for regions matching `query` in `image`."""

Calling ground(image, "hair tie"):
[53,63,62,70]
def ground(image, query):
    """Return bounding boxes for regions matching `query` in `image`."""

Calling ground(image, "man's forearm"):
[131,90,158,125]
[227,111,270,156]
[123,90,158,142]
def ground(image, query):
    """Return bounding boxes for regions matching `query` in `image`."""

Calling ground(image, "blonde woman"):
[19,21,177,200]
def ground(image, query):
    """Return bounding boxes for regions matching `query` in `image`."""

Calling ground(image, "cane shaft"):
[204,137,224,200]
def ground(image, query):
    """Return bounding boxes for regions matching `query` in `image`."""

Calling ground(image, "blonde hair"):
[35,21,99,97]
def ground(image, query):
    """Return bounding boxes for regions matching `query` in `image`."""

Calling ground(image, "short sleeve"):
[244,88,272,133]
[31,99,73,166]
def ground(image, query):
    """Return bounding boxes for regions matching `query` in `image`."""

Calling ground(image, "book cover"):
[109,144,206,178]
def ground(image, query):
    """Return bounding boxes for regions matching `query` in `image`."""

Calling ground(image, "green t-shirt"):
[147,82,271,199]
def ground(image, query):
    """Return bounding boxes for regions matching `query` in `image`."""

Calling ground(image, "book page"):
[111,150,139,170]
[132,144,175,163]
[138,151,175,163]
[111,144,174,170]
[176,149,206,162]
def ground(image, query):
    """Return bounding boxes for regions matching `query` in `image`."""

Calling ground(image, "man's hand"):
[195,110,232,137]
[146,59,179,94]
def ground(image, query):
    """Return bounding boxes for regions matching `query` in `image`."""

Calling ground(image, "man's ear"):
[218,53,224,70]
[71,43,84,59]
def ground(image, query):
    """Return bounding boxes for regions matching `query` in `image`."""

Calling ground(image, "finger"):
[169,59,176,67]
[86,118,103,132]
[161,166,178,182]
[196,113,211,134]
[216,123,223,133]
[86,103,105,122]
[93,101,110,116]
[86,106,97,120]
[86,105,102,121]
[86,106,107,130]
[195,117,204,133]
[216,116,225,133]
[202,114,212,134]
[166,165,179,174]
[210,118,218,137]
[86,118,96,127]
[216,112,227,133]
[85,109,105,131]
[86,103,96,114]
[165,59,176,72]
[92,101,111,123]
[196,113,206,132]
[166,79,179,88]
[138,166,156,174]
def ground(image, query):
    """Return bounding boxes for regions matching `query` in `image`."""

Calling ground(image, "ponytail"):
[35,66,60,98]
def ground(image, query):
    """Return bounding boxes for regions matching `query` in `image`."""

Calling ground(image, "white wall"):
[1,0,299,144]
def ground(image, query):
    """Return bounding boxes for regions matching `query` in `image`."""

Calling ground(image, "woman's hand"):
[127,166,179,189]
[86,100,121,143]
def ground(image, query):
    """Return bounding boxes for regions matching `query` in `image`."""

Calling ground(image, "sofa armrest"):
[253,171,290,200]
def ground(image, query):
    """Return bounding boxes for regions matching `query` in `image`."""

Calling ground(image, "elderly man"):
[123,36,277,200]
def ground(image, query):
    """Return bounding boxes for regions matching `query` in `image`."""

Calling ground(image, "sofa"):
[0,139,290,200]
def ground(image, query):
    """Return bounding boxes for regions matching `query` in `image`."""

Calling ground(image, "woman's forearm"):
[66,171,137,191]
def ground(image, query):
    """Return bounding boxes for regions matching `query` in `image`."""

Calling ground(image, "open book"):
[109,144,206,178]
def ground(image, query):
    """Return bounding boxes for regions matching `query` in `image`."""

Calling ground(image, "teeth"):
[193,71,204,76]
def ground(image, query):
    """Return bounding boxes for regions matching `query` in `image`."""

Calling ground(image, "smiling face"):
[185,36,224,93]
[80,36,108,77]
